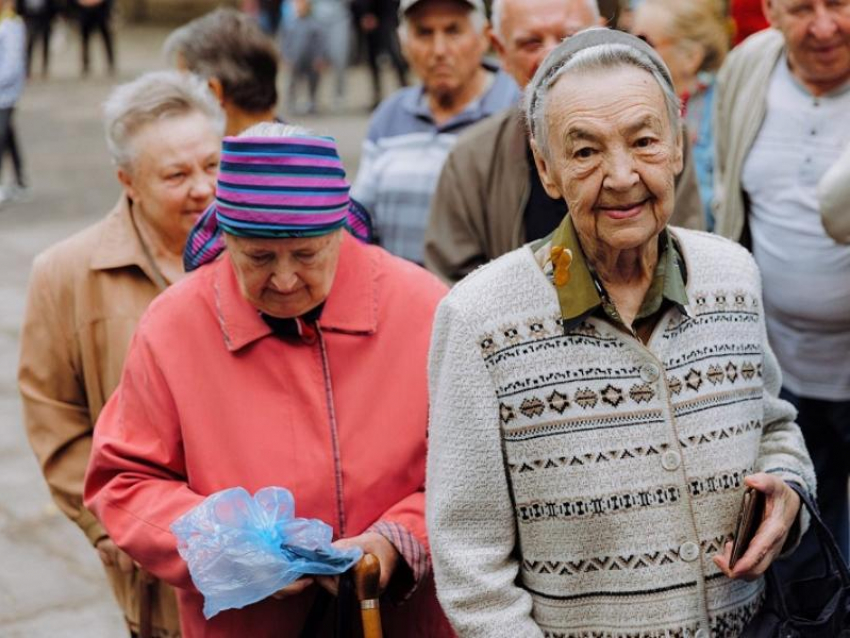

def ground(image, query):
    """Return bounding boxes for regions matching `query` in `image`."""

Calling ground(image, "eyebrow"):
[624,115,663,136]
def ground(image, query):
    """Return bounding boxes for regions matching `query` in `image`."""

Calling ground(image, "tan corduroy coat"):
[18,198,180,637]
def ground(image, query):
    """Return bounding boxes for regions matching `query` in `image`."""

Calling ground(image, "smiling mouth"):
[596,199,649,220]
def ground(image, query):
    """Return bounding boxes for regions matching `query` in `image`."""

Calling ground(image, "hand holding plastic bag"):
[171,486,362,618]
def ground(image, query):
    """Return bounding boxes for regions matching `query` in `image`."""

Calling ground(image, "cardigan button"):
[640,363,660,383]
[679,541,700,562]
[661,450,681,471]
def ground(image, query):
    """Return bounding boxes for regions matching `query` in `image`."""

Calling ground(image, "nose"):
[602,146,640,191]
[433,31,449,56]
[811,5,838,39]
[270,265,300,293]
[190,173,215,201]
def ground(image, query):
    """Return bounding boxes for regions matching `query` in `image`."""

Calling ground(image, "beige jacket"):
[424,107,706,284]
[19,198,180,637]
[712,29,784,243]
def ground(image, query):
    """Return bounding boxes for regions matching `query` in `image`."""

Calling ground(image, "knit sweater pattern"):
[427,228,815,638]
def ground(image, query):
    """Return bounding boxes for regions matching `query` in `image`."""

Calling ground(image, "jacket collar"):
[215,232,378,352]
[88,196,167,288]
[536,215,690,329]
[401,60,520,131]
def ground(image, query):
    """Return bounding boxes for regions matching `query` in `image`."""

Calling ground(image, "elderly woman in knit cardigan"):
[426,29,815,638]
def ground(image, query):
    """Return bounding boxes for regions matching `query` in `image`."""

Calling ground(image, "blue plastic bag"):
[171,486,362,619]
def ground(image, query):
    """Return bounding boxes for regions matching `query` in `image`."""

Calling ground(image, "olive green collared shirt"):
[534,215,689,341]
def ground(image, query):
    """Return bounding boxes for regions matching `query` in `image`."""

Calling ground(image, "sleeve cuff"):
[367,521,430,602]
[76,507,108,546]
[776,479,811,558]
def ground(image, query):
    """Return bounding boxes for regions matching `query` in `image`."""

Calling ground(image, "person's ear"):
[530,138,564,200]
[672,125,684,176]
[488,24,506,57]
[117,167,138,202]
[761,0,778,27]
[207,77,225,106]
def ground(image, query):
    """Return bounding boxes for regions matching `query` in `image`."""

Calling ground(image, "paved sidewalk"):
[0,23,378,637]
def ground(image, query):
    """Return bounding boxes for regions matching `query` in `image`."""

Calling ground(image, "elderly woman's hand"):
[713,473,802,581]
[316,532,400,596]
[271,577,315,600]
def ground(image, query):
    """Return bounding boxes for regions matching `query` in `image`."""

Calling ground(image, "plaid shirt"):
[352,61,520,264]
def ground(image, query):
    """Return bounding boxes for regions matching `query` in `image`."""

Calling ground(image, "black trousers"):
[364,18,407,104]
[0,107,26,187]
[79,1,114,73]
[24,11,53,77]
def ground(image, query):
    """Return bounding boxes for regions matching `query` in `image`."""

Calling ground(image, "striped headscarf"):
[184,134,372,271]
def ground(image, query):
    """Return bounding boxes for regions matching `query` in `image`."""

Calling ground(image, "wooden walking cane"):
[138,568,155,638]
[353,554,383,638]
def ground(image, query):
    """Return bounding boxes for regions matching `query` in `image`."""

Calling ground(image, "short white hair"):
[104,70,225,172]
[525,37,681,161]
[399,0,487,42]
[491,0,600,39]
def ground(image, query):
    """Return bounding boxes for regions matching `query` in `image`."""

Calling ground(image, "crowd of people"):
[11,0,850,636]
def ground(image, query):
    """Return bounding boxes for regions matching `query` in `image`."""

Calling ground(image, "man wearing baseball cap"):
[351,0,520,265]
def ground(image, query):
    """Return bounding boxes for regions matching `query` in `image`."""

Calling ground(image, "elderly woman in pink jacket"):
[84,122,453,637]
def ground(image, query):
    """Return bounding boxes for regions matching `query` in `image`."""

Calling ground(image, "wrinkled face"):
[493,0,602,87]
[533,66,683,256]
[226,230,344,318]
[402,0,488,100]
[764,0,850,94]
[120,111,220,252]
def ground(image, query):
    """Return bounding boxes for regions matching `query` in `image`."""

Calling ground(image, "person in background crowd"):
[352,0,408,110]
[280,0,324,115]
[84,123,454,637]
[19,70,224,638]
[0,0,28,207]
[352,0,520,265]
[713,0,850,578]
[427,28,815,637]
[424,0,703,284]
[16,0,56,78]
[164,8,280,135]
[257,0,283,34]
[76,0,115,76]
[729,0,769,45]
[631,0,729,230]
[312,0,352,110]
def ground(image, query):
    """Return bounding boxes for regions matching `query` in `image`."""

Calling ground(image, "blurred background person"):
[713,0,850,579]
[424,0,704,284]
[280,0,324,115]
[257,0,283,34]
[17,0,57,78]
[352,0,519,265]
[352,0,408,110]
[0,0,28,207]
[312,0,352,110]
[630,0,730,230]
[18,70,224,637]
[75,0,115,76]
[164,7,280,135]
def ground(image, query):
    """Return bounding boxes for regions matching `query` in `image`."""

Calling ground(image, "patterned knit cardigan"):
[426,228,815,638]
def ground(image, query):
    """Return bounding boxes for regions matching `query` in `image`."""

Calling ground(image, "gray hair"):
[490,0,600,39]
[525,30,681,161]
[104,70,225,172]
[163,8,279,112]
[399,0,487,42]
[238,122,312,138]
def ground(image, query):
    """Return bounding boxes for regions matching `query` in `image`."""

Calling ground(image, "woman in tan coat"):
[18,70,224,637]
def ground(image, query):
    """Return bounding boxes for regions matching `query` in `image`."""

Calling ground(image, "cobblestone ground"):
[0,22,378,637]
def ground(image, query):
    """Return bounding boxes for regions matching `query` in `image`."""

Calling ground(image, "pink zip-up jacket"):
[84,233,452,637]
